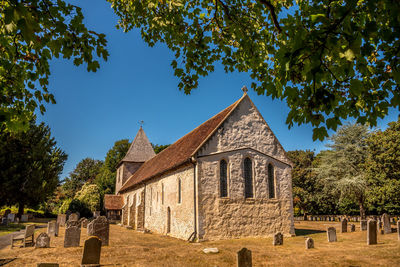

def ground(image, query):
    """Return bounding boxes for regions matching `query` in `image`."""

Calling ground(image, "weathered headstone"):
[7,213,15,222]
[360,220,367,231]
[81,218,89,228]
[37,264,59,267]
[237,247,252,267]
[382,213,391,234]
[21,214,29,222]
[57,214,66,227]
[350,224,356,232]
[1,217,7,225]
[35,233,50,248]
[47,221,59,237]
[66,220,81,228]
[81,236,102,266]
[69,213,79,222]
[305,237,314,249]
[273,232,283,246]
[327,227,337,242]
[64,226,81,247]
[367,219,377,245]
[93,211,101,218]
[87,216,109,246]
[397,220,400,241]
[341,218,348,233]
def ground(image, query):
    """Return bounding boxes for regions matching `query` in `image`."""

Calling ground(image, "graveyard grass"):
[0,222,40,237]
[0,221,399,266]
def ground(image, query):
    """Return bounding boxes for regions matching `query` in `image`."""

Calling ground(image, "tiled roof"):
[119,96,243,193]
[104,194,123,210]
[122,127,156,163]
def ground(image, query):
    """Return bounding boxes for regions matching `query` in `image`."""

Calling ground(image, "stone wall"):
[115,162,143,193]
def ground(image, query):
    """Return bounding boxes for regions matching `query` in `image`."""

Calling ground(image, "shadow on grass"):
[0,258,17,266]
[295,228,325,236]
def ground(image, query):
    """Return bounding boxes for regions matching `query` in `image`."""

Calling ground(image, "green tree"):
[109,0,400,140]
[0,121,67,216]
[151,143,170,154]
[75,183,101,212]
[62,158,103,198]
[314,123,370,218]
[365,118,400,214]
[1,0,108,132]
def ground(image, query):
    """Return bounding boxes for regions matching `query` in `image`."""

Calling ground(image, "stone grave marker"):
[382,213,391,234]
[47,221,59,237]
[21,214,29,222]
[69,213,79,222]
[341,218,348,233]
[7,213,15,222]
[35,233,50,248]
[81,236,102,266]
[327,227,337,242]
[1,217,7,225]
[360,220,367,231]
[57,214,66,227]
[87,216,109,246]
[367,219,377,245]
[237,247,252,267]
[64,226,81,247]
[397,221,400,241]
[93,211,101,218]
[305,237,314,249]
[350,224,356,232]
[81,218,89,228]
[273,232,283,246]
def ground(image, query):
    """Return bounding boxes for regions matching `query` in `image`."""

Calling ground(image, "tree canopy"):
[109,0,400,140]
[0,0,108,132]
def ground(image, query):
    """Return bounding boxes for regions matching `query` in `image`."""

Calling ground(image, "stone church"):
[104,91,295,241]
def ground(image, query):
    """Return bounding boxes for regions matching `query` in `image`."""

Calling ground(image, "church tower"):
[115,127,155,194]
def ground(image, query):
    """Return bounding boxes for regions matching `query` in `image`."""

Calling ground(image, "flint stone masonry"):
[81,236,102,266]
[341,218,348,233]
[237,247,252,267]
[64,226,81,247]
[367,219,377,245]
[273,232,283,246]
[47,221,59,237]
[87,216,109,246]
[350,224,356,232]
[35,233,50,248]
[382,213,391,234]
[327,227,337,242]
[361,220,367,231]
[57,214,66,227]
[305,237,314,249]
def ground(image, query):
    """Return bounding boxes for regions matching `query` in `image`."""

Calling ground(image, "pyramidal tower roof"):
[122,127,156,162]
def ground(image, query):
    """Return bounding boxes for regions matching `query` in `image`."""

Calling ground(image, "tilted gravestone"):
[305,237,314,249]
[47,221,59,237]
[87,216,109,246]
[69,213,79,222]
[341,218,348,233]
[350,224,356,232]
[35,233,50,248]
[81,218,89,228]
[64,226,81,247]
[21,214,29,222]
[57,214,66,227]
[382,213,391,234]
[273,232,283,246]
[237,247,252,267]
[81,236,102,266]
[327,227,337,242]
[367,219,377,245]
[360,220,367,231]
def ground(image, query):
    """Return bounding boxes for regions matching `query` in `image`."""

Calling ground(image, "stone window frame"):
[218,158,229,198]
[177,177,182,204]
[242,155,255,199]
[267,162,277,199]
[162,183,165,205]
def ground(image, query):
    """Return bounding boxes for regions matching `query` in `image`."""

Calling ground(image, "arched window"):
[220,159,228,197]
[244,158,253,198]
[268,164,275,198]
[178,178,182,203]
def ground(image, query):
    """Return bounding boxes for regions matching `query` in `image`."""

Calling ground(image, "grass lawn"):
[0,221,399,266]
[0,222,43,237]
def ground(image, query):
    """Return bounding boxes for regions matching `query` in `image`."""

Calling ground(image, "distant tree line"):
[289,118,400,218]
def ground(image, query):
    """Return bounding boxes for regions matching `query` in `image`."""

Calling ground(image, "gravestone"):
[7,213,15,222]
[37,264,59,267]
[81,218,89,228]
[35,233,50,248]
[4,209,11,218]
[66,220,81,228]
[47,221,59,237]
[237,247,252,267]
[93,211,101,218]
[69,213,79,222]
[64,226,81,247]
[1,217,7,225]
[21,214,29,222]
[87,216,109,246]
[327,227,337,242]
[360,220,367,231]
[341,218,348,233]
[397,221,400,241]
[382,213,391,234]
[81,236,102,266]
[273,232,283,246]
[367,219,377,245]
[305,237,314,249]
[57,214,66,227]
[350,224,356,232]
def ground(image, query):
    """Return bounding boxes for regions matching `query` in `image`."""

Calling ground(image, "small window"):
[268,164,275,198]
[178,178,182,203]
[220,160,228,197]
[244,158,253,198]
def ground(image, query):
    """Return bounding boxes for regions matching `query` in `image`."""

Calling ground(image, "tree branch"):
[257,0,282,33]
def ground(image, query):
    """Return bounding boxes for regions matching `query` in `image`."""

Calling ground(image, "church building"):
[104,91,295,241]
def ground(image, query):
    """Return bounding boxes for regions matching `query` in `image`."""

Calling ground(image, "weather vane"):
[241,86,248,93]
[138,120,144,128]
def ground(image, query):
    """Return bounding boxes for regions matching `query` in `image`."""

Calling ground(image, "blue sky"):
[37,1,399,179]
